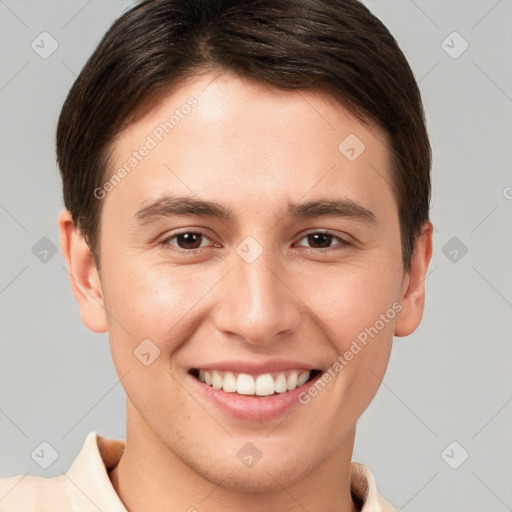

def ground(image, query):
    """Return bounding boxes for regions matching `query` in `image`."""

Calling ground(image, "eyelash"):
[159,229,354,253]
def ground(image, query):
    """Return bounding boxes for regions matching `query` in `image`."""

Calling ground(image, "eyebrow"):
[134,194,378,226]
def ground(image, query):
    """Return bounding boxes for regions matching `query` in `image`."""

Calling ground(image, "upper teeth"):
[198,370,311,396]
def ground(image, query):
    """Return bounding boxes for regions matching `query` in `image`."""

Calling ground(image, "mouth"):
[188,368,322,397]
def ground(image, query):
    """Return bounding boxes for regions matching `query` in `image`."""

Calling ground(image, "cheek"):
[103,258,202,335]
[98,263,189,384]
[301,259,401,346]
[101,262,196,415]
[297,258,398,407]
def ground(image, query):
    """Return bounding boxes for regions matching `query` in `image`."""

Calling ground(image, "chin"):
[210,463,307,492]
[192,449,316,493]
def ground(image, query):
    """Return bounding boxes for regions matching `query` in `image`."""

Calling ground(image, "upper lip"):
[189,359,322,375]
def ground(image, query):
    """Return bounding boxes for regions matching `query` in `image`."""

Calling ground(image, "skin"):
[59,70,433,512]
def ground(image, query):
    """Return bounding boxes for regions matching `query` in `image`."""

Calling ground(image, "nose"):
[212,244,302,347]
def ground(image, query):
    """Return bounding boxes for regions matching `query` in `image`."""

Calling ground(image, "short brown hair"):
[56,0,431,272]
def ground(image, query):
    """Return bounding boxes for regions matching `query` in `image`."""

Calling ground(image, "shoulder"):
[0,432,126,512]
[0,473,71,511]
[351,461,397,512]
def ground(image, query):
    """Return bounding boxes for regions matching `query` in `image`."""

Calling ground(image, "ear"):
[394,221,433,337]
[58,209,108,333]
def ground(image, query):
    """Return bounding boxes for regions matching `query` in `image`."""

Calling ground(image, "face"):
[62,71,431,492]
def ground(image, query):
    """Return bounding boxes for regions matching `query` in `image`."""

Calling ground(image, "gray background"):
[0,0,511,510]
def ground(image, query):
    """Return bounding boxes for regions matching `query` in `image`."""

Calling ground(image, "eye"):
[294,231,353,250]
[159,229,353,253]
[160,230,216,251]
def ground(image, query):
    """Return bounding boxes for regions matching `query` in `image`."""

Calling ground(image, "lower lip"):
[187,371,322,422]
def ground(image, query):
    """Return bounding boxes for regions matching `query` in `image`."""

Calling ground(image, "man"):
[0,0,432,510]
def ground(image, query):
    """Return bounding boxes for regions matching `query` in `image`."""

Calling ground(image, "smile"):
[189,368,321,397]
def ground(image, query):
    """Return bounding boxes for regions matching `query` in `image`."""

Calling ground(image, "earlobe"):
[58,209,108,333]
[394,221,433,337]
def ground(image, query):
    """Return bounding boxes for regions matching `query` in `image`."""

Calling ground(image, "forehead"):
[104,71,396,225]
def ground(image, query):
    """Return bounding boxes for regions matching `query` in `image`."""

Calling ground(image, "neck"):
[109,400,359,512]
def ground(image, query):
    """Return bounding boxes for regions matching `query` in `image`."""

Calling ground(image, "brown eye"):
[295,231,352,250]
[306,233,334,249]
[162,231,212,251]
[175,232,204,249]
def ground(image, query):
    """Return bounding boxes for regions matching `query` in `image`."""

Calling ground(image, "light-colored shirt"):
[0,432,397,511]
